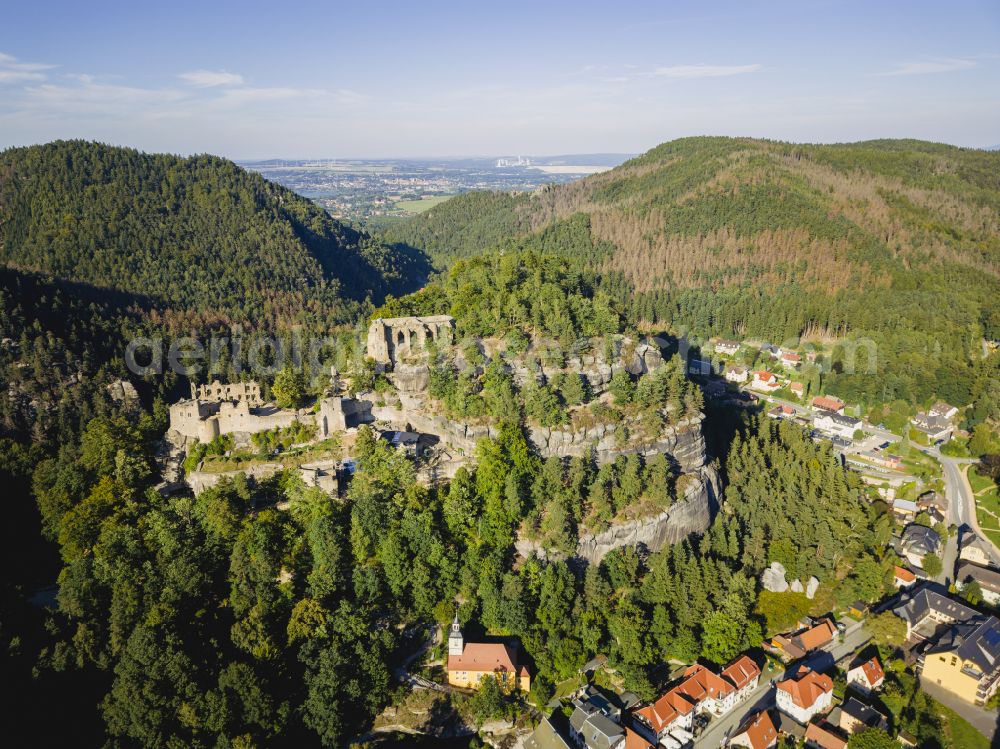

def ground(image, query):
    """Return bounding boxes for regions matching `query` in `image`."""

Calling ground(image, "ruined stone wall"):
[367,315,455,366]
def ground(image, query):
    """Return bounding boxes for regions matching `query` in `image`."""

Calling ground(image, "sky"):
[1,0,998,158]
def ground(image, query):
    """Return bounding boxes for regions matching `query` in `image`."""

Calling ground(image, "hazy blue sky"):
[1,0,997,157]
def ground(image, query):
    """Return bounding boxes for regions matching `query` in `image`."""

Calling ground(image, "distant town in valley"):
[241,154,631,222]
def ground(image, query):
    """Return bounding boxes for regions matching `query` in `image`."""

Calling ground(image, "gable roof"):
[840,697,888,729]
[926,614,1000,675]
[849,656,885,688]
[624,727,654,749]
[634,689,696,734]
[722,655,761,690]
[794,619,836,652]
[448,641,522,675]
[892,584,978,626]
[733,710,777,749]
[894,565,917,584]
[525,717,572,749]
[581,712,624,749]
[776,666,833,709]
[957,562,1000,595]
[754,370,776,382]
[676,663,734,702]
[812,396,845,411]
[803,722,847,749]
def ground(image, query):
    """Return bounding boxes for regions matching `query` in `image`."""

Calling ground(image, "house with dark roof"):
[956,561,1000,606]
[569,686,624,749]
[892,583,978,640]
[525,716,572,749]
[918,614,1000,705]
[900,524,941,568]
[835,697,888,734]
[814,411,862,440]
[910,410,952,442]
[959,527,995,568]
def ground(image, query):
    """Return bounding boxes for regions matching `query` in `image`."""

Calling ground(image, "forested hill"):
[381,137,1000,289]
[0,140,430,329]
[379,137,1000,410]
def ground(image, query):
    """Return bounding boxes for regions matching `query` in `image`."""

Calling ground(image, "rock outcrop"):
[806,576,820,599]
[761,562,789,593]
[515,465,721,565]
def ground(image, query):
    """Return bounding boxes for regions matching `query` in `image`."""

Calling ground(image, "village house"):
[632,656,761,742]
[893,565,917,590]
[929,401,958,420]
[846,655,885,695]
[767,404,796,420]
[918,614,1000,705]
[959,528,995,567]
[715,340,741,356]
[900,525,941,568]
[725,364,750,383]
[766,618,837,662]
[910,410,952,442]
[789,382,804,399]
[751,370,781,392]
[814,411,862,440]
[836,697,888,734]
[803,721,848,749]
[892,498,918,520]
[775,666,834,724]
[861,450,903,471]
[811,395,845,414]
[916,490,948,524]
[893,585,978,639]
[569,687,624,749]
[446,615,530,691]
[779,349,802,368]
[956,561,1000,605]
[728,710,777,749]
[525,716,572,749]
[623,728,653,749]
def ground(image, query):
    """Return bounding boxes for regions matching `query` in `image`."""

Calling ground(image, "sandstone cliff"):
[514,465,721,565]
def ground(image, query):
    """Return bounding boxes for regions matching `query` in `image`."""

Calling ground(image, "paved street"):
[695,623,870,747]
[918,678,999,743]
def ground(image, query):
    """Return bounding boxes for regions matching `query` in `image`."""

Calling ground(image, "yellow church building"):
[446,615,530,692]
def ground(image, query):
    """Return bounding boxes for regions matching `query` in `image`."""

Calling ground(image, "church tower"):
[448,613,464,657]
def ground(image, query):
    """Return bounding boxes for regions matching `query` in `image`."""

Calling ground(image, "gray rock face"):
[761,562,789,593]
[373,396,708,471]
[806,576,820,599]
[390,364,431,393]
[790,579,804,593]
[515,466,721,565]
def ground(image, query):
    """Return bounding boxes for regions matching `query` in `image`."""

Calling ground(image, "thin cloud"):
[878,58,976,76]
[0,51,57,84]
[652,63,762,78]
[179,69,244,87]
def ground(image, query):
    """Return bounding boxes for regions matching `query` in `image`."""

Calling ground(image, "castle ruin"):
[366,315,455,367]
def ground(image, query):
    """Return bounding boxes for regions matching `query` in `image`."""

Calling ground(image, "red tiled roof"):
[812,396,845,411]
[795,619,836,652]
[803,722,847,749]
[735,710,777,749]
[894,565,916,583]
[448,642,523,675]
[782,352,802,361]
[853,657,884,688]
[755,371,775,382]
[678,664,735,702]
[722,655,761,690]
[624,727,654,749]
[635,689,697,733]
[776,667,833,710]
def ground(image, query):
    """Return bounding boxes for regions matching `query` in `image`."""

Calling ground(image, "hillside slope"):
[380,137,1000,410]
[0,140,430,328]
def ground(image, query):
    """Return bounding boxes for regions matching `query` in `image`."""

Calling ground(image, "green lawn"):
[968,466,996,494]
[394,195,454,214]
[934,700,991,749]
